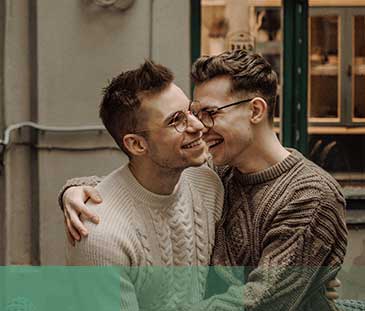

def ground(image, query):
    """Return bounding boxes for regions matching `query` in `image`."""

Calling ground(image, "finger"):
[65,226,76,246]
[84,186,102,203]
[66,216,81,241]
[63,217,75,246]
[325,290,339,300]
[70,201,100,224]
[327,278,341,288]
[68,209,89,237]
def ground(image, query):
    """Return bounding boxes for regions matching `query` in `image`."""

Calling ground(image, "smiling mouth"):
[182,138,203,149]
[206,139,223,149]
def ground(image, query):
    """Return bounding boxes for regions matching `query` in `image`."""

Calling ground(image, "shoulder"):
[183,165,222,185]
[183,165,224,198]
[68,214,139,266]
[273,157,347,241]
[183,165,224,222]
[288,154,345,206]
[68,166,141,265]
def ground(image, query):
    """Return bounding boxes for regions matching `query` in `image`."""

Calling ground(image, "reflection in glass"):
[254,8,281,118]
[309,16,339,119]
[354,16,365,119]
[201,2,283,121]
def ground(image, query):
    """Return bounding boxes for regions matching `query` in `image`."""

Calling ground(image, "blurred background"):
[0,0,364,299]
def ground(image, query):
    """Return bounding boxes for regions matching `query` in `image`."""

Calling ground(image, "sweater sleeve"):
[179,187,347,311]
[57,175,103,210]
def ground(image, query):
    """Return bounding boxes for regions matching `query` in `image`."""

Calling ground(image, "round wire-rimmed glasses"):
[134,110,192,134]
[189,98,254,129]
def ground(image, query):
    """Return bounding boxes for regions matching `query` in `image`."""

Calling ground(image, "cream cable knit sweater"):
[66,164,224,311]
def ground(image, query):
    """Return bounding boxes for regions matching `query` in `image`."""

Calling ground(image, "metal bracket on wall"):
[0,121,106,163]
[90,0,135,10]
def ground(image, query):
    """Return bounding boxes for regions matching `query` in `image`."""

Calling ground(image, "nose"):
[185,111,204,133]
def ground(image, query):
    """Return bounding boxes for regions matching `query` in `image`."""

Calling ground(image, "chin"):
[211,154,229,167]
[188,155,208,167]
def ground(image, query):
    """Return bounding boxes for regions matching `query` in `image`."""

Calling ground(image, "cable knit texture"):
[66,164,224,311]
[180,149,348,311]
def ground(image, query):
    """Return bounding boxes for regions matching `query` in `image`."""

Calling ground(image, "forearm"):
[180,264,340,311]
[181,227,343,311]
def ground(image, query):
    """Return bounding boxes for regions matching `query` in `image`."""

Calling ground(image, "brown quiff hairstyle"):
[99,60,174,156]
[191,49,278,123]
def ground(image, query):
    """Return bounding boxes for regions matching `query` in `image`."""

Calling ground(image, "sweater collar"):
[233,148,302,185]
[120,164,182,208]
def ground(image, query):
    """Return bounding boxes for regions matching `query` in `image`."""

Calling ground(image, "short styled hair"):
[99,60,174,155]
[191,49,278,122]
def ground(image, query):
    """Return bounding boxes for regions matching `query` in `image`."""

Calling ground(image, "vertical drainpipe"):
[0,0,6,266]
[282,0,308,155]
[149,0,154,60]
[190,0,201,98]
[29,0,40,265]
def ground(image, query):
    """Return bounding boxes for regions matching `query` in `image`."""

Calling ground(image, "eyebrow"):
[200,104,219,111]
[202,106,219,110]
[194,100,219,109]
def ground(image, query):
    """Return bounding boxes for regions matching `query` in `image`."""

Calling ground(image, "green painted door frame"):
[282,0,309,154]
[190,0,309,154]
[190,0,201,97]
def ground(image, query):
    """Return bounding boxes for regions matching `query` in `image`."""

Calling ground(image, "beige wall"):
[0,0,192,265]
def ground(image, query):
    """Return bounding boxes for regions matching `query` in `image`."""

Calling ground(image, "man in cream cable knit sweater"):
[64,60,224,310]
[60,51,357,310]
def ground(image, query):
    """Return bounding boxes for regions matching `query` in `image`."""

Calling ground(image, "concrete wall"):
[0,0,192,265]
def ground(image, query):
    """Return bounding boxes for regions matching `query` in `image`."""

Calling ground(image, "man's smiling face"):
[193,75,254,167]
[139,83,209,170]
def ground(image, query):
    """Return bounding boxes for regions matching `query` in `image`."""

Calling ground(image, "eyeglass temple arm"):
[217,98,253,111]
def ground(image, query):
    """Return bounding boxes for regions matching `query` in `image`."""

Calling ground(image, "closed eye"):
[203,108,218,116]
[167,111,185,126]
[167,118,176,126]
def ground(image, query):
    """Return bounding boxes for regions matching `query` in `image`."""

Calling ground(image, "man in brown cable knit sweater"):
[59,50,348,310]
[184,50,348,310]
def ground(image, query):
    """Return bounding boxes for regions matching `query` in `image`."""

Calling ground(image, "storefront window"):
[309,15,339,120]
[354,15,365,120]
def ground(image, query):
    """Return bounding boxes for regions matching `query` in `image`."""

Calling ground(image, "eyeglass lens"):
[171,111,188,133]
[190,101,214,129]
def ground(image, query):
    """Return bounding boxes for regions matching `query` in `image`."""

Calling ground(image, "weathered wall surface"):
[0,0,191,265]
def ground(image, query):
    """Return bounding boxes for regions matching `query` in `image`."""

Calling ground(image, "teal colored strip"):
[1,266,122,311]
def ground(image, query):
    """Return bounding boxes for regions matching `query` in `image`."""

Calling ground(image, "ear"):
[123,134,148,156]
[250,97,267,124]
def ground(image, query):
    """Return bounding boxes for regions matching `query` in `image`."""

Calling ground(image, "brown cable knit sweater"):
[180,149,348,311]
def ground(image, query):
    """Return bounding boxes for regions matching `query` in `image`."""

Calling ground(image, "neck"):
[235,128,290,174]
[128,159,183,195]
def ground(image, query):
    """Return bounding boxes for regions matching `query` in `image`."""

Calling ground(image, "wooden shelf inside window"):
[201,0,226,6]
[273,126,365,134]
[354,65,365,75]
[308,126,365,134]
[311,64,338,76]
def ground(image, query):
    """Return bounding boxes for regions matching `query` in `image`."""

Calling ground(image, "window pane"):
[309,16,339,119]
[255,7,282,119]
[354,15,365,119]
[201,1,283,130]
